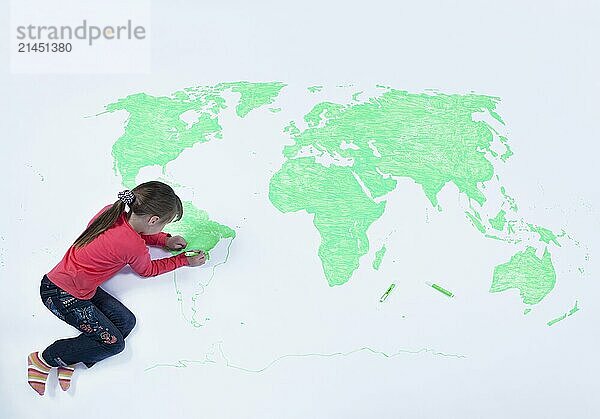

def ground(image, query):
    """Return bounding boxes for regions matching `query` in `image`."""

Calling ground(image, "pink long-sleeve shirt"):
[46,204,189,299]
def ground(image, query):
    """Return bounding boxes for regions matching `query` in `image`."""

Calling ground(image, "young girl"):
[28,181,206,396]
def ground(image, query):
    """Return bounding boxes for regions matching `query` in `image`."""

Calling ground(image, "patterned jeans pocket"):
[56,289,79,309]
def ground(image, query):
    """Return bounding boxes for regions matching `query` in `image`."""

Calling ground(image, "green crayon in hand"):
[184,250,203,257]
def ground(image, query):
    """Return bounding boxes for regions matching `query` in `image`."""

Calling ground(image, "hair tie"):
[117,190,136,205]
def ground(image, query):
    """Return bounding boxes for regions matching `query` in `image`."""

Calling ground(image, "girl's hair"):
[72,181,183,248]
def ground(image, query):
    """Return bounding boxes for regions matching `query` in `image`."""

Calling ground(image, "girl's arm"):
[140,232,171,247]
[126,243,189,278]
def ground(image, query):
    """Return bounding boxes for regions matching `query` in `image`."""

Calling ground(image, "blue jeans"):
[40,275,136,368]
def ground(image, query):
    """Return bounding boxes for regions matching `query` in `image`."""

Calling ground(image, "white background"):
[1,1,599,418]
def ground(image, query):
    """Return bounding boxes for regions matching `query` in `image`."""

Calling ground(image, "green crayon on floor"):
[379,283,396,302]
[425,281,454,298]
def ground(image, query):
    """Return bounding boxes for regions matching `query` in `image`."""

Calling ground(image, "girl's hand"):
[186,250,206,267]
[166,235,187,250]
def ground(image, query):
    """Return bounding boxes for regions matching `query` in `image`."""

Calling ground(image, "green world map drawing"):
[102,81,588,327]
